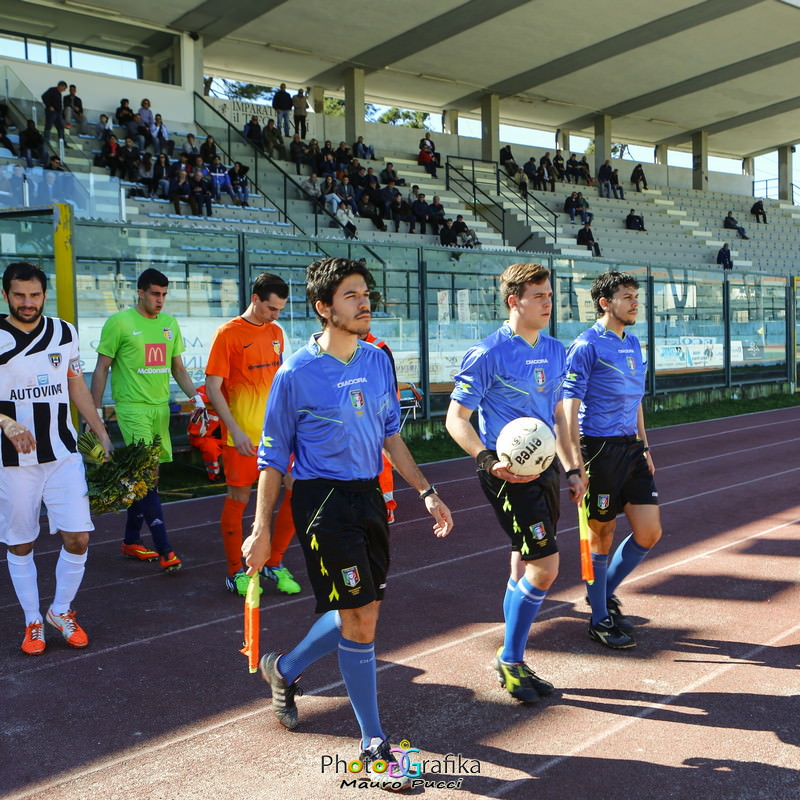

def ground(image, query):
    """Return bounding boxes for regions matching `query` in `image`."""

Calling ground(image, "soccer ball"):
[495,417,556,476]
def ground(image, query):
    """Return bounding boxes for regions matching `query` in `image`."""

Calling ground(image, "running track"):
[0,407,798,800]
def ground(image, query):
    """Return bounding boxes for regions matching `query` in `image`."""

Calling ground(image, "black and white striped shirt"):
[0,315,81,467]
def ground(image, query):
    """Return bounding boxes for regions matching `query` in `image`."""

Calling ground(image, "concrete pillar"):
[180,33,204,95]
[692,131,709,191]
[741,157,755,176]
[593,114,611,172]
[778,145,794,201]
[309,85,325,115]
[654,144,667,165]
[442,109,459,135]
[343,67,365,145]
[556,128,570,151]
[480,93,499,162]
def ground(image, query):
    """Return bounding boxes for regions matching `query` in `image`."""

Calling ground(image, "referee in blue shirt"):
[242,257,453,787]
[563,270,662,649]
[446,263,585,703]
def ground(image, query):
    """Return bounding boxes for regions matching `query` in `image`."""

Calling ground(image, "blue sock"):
[338,638,385,746]
[124,501,145,544]
[139,489,171,555]
[500,577,546,664]
[502,577,518,623]
[279,611,341,684]
[606,535,650,597]
[587,553,609,626]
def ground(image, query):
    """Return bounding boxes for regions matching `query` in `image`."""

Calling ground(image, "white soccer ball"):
[495,417,556,476]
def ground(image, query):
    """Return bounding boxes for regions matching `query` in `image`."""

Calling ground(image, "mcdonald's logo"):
[145,342,167,367]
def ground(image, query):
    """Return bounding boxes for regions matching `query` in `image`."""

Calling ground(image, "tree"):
[325,98,380,120]
[205,78,275,102]
[377,108,430,128]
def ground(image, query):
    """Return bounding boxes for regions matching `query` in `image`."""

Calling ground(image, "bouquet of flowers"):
[77,432,161,514]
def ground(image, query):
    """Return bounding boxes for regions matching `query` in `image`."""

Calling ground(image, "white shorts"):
[0,452,94,546]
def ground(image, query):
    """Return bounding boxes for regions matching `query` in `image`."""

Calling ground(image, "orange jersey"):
[206,316,284,446]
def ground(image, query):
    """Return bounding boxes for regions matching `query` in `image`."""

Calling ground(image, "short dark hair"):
[252,272,289,302]
[137,268,168,291]
[3,262,47,293]
[57,81,67,89]
[306,257,375,326]
[590,270,639,316]
[500,263,550,308]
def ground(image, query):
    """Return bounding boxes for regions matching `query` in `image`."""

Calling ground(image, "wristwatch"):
[419,485,438,501]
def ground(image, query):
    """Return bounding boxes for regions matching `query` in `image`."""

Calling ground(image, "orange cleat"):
[21,621,46,655]
[121,542,159,561]
[159,551,182,573]
[46,608,89,648]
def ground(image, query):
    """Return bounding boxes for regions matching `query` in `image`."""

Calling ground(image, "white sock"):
[7,551,41,625]
[51,548,87,615]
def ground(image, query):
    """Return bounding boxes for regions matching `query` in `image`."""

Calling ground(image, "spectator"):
[183,133,200,158]
[515,168,529,199]
[335,203,358,239]
[115,98,134,126]
[243,115,263,149]
[95,114,112,144]
[137,152,156,196]
[300,172,323,211]
[579,156,594,186]
[41,80,67,149]
[452,214,480,247]
[188,169,213,216]
[500,144,518,177]
[565,153,581,184]
[289,134,307,175]
[577,222,601,256]
[334,141,351,172]
[540,152,554,178]
[151,114,174,156]
[118,137,141,182]
[63,84,85,132]
[597,160,613,198]
[319,152,337,180]
[625,209,647,232]
[209,155,237,203]
[99,134,122,178]
[9,163,27,205]
[351,165,368,200]
[750,199,767,224]
[321,175,339,214]
[34,169,62,204]
[429,195,446,231]
[19,120,45,168]
[412,192,434,235]
[390,194,415,233]
[379,180,400,219]
[353,135,376,161]
[45,155,67,171]
[418,132,440,166]
[610,168,625,199]
[321,139,335,159]
[0,125,17,156]
[263,119,287,160]
[564,191,580,224]
[228,162,249,206]
[439,218,460,258]
[724,211,749,239]
[631,163,648,192]
[170,153,192,179]
[138,99,154,130]
[306,138,323,173]
[292,89,309,139]
[192,155,209,178]
[357,192,386,231]
[153,153,171,198]
[524,157,539,188]
[125,114,149,153]
[552,150,566,182]
[272,83,293,136]
[407,184,420,205]
[380,162,405,186]
[717,242,733,270]
[200,135,217,164]
[168,169,191,214]
[417,145,437,178]
[538,160,555,192]
[335,175,358,214]
[575,192,593,224]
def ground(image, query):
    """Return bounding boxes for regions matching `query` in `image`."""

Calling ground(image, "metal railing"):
[752,178,798,204]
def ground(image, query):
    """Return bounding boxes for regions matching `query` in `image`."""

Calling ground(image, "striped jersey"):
[0,315,81,467]
[563,321,646,436]
[450,322,566,449]
[257,335,401,481]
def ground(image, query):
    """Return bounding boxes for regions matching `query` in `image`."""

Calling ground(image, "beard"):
[329,310,370,336]
[9,304,44,325]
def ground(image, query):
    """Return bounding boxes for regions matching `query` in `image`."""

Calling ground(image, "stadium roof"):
[11,0,800,158]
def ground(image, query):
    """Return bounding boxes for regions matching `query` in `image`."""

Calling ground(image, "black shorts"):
[291,477,389,613]
[478,459,560,560]
[582,436,658,521]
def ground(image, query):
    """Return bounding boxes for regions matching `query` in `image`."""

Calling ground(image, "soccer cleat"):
[225,569,261,596]
[359,738,412,791]
[585,593,635,635]
[46,608,89,648]
[588,616,636,649]
[21,621,46,655]
[493,647,554,702]
[159,551,182,573]
[259,652,302,729]
[261,565,301,595]
[121,542,159,561]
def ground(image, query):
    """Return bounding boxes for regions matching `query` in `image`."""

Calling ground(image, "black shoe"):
[586,593,635,634]
[259,652,302,729]
[359,738,411,790]
[493,647,554,702]
[588,616,636,649]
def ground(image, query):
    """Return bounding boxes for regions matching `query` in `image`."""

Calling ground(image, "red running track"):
[0,407,798,800]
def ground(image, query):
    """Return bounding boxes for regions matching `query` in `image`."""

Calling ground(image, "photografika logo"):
[321,739,480,790]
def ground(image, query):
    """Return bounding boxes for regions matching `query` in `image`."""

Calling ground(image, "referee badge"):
[534,367,545,385]
[530,522,546,540]
[48,352,61,368]
[349,389,365,409]
[341,566,360,588]
[626,356,635,371]
[598,494,610,511]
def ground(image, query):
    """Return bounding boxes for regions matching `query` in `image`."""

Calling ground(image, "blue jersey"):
[563,321,646,436]
[450,322,566,449]
[257,335,401,481]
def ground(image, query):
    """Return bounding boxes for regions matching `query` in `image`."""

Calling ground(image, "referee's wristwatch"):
[418,485,438,501]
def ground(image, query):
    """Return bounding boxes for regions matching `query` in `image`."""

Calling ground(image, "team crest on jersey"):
[37,374,49,386]
[534,368,546,385]
[350,389,365,409]
[48,352,61,368]
[341,566,360,588]
[162,328,173,341]
[597,494,610,511]
[272,340,281,355]
[626,356,635,371]
[530,522,546,540]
